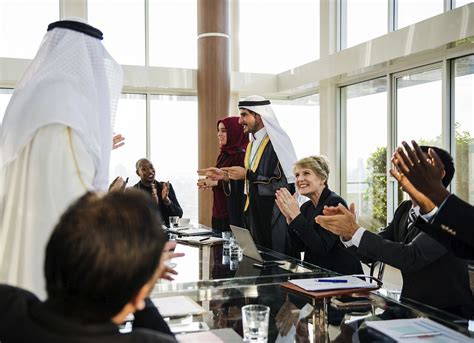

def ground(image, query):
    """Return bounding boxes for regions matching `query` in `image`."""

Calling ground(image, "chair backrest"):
[367,261,385,283]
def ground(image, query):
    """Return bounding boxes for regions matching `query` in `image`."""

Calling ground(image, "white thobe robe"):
[0,124,95,299]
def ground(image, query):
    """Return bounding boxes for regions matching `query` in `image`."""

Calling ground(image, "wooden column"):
[197,0,230,226]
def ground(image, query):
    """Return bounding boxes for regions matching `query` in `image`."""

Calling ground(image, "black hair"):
[420,146,455,187]
[44,190,166,322]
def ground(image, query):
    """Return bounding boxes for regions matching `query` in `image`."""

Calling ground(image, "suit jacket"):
[417,194,474,259]
[289,187,363,275]
[133,181,183,227]
[0,285,177,343]
[354,200,474,318]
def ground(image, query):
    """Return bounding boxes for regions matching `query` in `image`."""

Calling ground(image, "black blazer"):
[417,194,474,259]
[0,285,177,343]
[133,180,183,227]
[355,200,474,318]
[288,187,363,275]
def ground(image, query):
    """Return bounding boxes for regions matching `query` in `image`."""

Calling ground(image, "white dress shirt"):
[341,206,438,248]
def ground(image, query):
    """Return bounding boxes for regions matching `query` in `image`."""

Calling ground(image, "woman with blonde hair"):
[276,155,362,274]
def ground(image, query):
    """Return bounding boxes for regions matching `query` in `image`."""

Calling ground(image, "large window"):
[454,0,474,7]
[396,0,444,29]
[239,0,319,73]
[149,0,197,69]
[0,89,13,124]
[396,68,443,147]
[150,95,198,221]
[341,0,388,49]
[109,94,147,186]
[342,78,387,231]
[453,55,474,203]
[88,0,145,65]
[0,0,58,59]
[271,94,320,159]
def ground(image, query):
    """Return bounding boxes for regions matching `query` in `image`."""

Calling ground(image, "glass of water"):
[169,216,179,229]
[241,304,270,342]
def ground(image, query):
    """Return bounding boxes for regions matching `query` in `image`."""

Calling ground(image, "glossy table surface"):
[150,233,473,342]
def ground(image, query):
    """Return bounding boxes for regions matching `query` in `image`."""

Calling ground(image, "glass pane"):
[150,95,198,221]
[88,0,145,65]
[239,0,319,73]
[344,78,387,231]
[344,0,388,48]
[454,0,473,7]
[0,0,58,58]
[0,89,13,124]
[149,0,197,69]
[453,55,474,203]
[396,68,442,147]
[396,0,444,29]
[270,94,320,159]
[109,94,146,186]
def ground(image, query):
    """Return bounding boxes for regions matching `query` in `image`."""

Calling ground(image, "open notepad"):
[288,275,380,292]
[168,227,213,236]
[152,296,206,317]
[176,235,226,245]
[366,318,473,342]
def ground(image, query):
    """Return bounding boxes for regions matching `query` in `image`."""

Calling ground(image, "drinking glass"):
[241,305,270,342]
[169,216,179,229]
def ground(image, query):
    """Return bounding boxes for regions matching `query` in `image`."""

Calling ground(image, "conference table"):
[149,228,473,342]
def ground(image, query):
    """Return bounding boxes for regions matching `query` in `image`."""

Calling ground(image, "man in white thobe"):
[0,19,123,298]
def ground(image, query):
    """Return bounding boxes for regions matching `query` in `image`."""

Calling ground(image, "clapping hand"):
[112,133,125,150]
[151,182,159,204]
[275,188,300,223]
[316,203,359,240]
[161,181,170,203]
[391,140,449,206]
[109,176,127,192]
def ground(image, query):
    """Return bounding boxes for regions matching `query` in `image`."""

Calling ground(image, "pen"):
[199,237,210,242]
[316,279,348,283]
[125,177,129,185]
[400,331,441,338]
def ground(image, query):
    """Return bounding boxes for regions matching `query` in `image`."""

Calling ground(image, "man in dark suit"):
[133,158,183,228]
[0,191,177,342]
[316,146,474,318]
[391,140,474,259]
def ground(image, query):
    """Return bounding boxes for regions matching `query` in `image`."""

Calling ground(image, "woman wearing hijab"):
[198,117,248,232]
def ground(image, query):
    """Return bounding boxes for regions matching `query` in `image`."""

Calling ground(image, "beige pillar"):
[197,0,230,226]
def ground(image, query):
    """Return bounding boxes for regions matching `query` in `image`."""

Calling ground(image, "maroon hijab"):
[216,116,248,168]
[217,116,248,155]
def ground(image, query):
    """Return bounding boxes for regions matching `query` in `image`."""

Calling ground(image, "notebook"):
[288,275,379,292]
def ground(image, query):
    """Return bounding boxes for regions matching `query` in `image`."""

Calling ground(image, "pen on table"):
[199,237,210,242]
[315,279,348,283]
[400,331,441,338]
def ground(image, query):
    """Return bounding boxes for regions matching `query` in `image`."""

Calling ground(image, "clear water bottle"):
[229,236,242,261]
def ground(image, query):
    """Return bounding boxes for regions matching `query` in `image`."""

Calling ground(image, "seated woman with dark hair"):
[276,155,362,275]
[0,190,177,342]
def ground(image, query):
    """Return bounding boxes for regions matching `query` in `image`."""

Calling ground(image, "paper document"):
[177,328,243,342]
[289,275,379,292]
[169,227,213,236]
[366,318,473,342]
[176,236,225,245]
[152,296,206,317]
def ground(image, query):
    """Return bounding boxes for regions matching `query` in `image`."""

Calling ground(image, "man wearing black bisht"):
[133,158,183,227]
[221,95,298,257]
